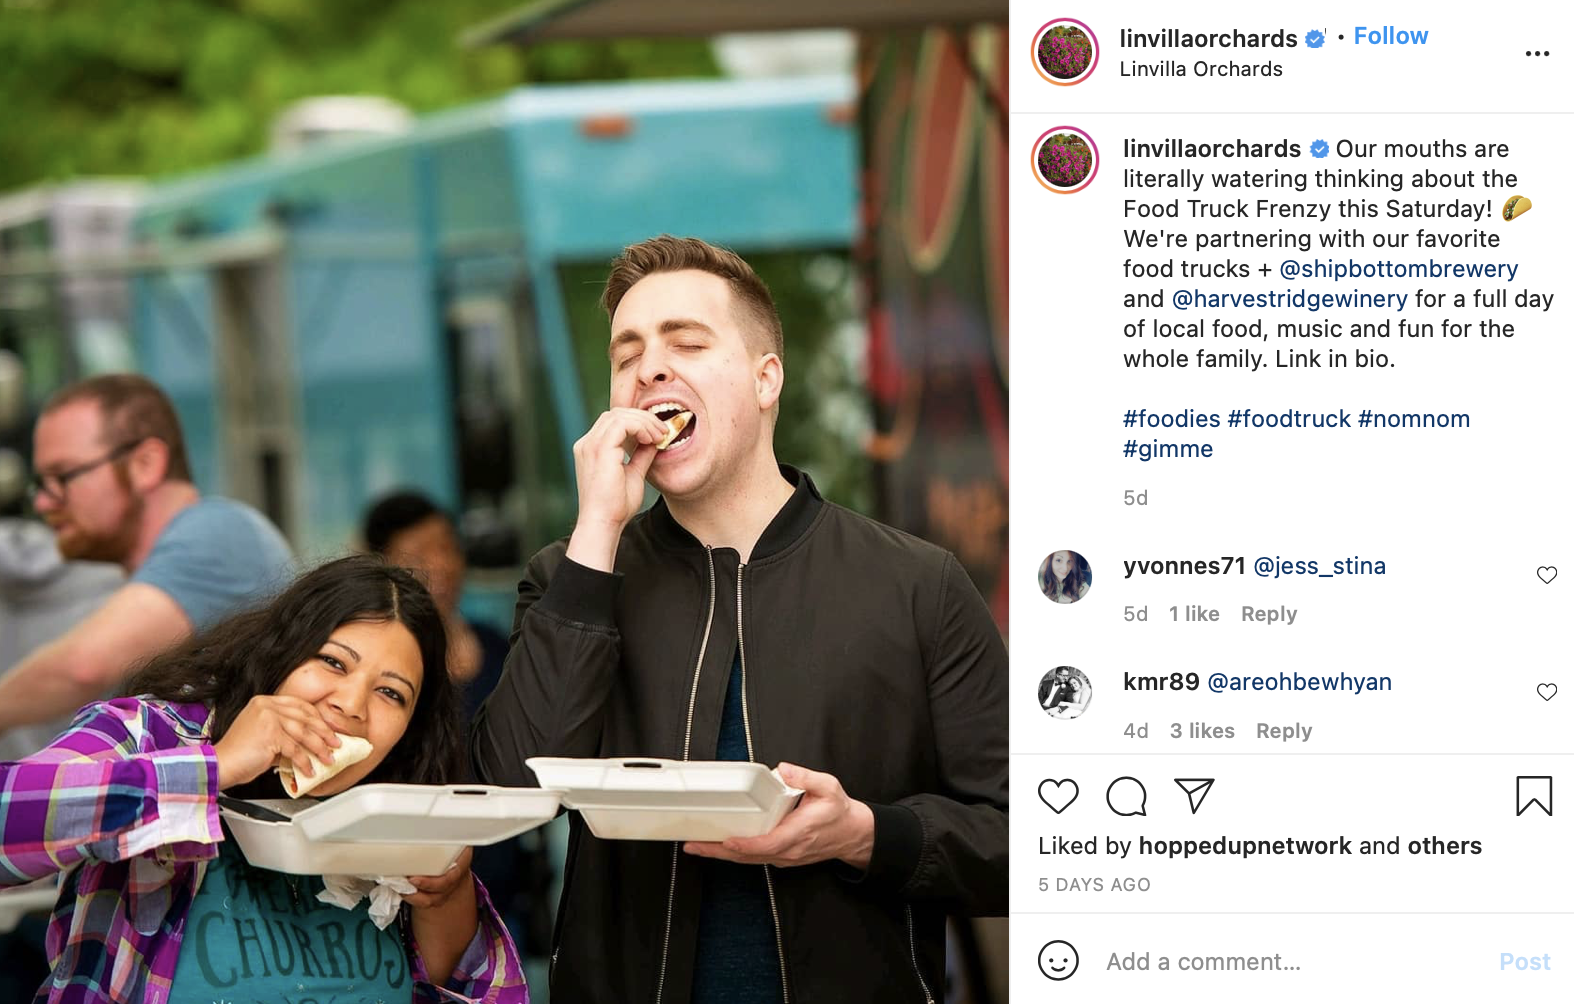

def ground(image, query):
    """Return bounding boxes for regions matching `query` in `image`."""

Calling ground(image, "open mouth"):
[646,401,697,452]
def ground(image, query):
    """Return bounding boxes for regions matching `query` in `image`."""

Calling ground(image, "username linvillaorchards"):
[1118,25,1430,77]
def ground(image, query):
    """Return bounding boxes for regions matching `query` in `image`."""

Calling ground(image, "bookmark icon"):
[1174,778,1215,814]
[1515,776,1553,817]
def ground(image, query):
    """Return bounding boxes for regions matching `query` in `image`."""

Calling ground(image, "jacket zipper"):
[737,564,792,1004]
[655,545,718,1004]
[906,906,935,1003]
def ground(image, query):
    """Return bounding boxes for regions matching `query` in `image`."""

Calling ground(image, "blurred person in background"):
[0,517,122,760]
[363,489,555,965]
[0,517,122,1001]
[0,374,292,736]
[363,490,509,723]
[473,236,1008,1003]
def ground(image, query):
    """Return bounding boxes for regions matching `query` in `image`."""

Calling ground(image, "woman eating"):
[0,554,528,1003]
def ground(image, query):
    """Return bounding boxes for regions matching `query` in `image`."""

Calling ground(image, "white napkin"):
[317,874,418,929]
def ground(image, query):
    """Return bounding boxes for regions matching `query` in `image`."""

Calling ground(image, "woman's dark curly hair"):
[123,554,463,791]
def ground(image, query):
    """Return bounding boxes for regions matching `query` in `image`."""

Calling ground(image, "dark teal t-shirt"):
[172,837,412,1002]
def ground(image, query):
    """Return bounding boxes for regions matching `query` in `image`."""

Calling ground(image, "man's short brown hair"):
[43,373,192,483]
[601,235,784,362]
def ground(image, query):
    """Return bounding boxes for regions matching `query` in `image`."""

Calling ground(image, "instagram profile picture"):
[1033,128,1098,193]
[1033,19,1099,85]
[1040,666,1092,720]
[1039,549,1092,604]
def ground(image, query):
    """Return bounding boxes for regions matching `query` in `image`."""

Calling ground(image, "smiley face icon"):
[1039,940,1079,981]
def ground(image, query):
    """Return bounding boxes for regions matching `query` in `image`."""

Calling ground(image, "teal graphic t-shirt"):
[172,838,412,1003]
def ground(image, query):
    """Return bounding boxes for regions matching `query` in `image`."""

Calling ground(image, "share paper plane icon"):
[1174,778,1216,814]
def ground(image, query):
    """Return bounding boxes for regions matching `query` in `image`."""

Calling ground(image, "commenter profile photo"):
[1039,666,1091,720]
[1039,549,1092,603]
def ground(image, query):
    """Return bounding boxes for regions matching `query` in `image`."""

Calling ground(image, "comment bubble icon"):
[1106,776,1148,816]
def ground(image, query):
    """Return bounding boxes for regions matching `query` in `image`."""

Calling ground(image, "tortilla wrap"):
[655,411,693,450]
[276,734,374,797]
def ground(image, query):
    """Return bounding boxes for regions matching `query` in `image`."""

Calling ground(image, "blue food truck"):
[128,75,860,619]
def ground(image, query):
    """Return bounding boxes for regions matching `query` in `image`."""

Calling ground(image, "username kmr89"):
[1125,672,1201,691]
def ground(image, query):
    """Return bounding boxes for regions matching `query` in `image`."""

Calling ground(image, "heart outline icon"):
[1537,566,1557,584]
[1538,683,1557,701]
[1038,778,1079,814]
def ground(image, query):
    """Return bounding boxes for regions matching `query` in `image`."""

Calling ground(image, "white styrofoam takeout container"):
[220,784,562,876]
[526,757,804,842]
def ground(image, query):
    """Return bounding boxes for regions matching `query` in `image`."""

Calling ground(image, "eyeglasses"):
[29,439,145,504]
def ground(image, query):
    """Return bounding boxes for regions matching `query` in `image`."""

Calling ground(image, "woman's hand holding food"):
[212,694,341,790]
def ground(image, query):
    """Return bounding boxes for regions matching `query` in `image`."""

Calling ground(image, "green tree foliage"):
[0,2,874,513]
[0,0,719,190]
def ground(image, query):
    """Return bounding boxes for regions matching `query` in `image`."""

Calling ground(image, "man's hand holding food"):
[681,762,876,871]
[564,407,678,572]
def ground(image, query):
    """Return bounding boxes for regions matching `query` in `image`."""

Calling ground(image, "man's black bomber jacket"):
[472,467,1008,1004]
